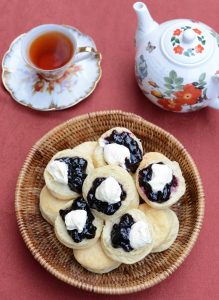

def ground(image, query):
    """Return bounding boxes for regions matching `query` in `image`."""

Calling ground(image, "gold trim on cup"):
[2,26,102,111]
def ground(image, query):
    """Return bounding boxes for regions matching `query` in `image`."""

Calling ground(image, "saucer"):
[2,26,102,111]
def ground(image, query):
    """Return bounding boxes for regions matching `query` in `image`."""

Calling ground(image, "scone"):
[136,152,186,209]
[73,239,121,274]
[101,209,154,264]
[73,141,98,163]
[44,149,94,200]
[152,210,179,252]
[93,127,143,173]
[39,186,73,225]
[82,165,139,221]
[139,203,179,252]
[55,197,103,249]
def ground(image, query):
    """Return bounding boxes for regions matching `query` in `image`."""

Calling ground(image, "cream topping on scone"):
[149,163,173,193]
[64,210,87,232]
[47,160,68,185]
[95,177,122,204]
[129,221,152,249]
[99,141,130,169]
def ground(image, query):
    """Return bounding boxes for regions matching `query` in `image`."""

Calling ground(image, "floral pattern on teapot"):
[136,63,208,112]
[134,1,219,112]
[171,26,206,57]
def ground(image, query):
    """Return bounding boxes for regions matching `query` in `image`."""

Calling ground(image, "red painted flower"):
[173,29,182,36]
[173,45,184,54]
[193,28,202,35]
[34,80,44,92]
[195,44,204,53]
[158,98,182,112]
[173,84,202,105]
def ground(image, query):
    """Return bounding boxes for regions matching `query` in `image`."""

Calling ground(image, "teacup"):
[21,24,98,80]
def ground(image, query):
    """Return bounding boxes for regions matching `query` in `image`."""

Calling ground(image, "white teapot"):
[133,2,219,112]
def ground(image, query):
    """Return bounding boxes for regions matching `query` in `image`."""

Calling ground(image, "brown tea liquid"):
[29,31,74,70]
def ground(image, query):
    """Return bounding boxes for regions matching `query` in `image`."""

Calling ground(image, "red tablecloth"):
[1,0,219,299]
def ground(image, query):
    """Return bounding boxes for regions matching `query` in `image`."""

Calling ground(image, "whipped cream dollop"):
[95,176,122,204]
[99,140,130,169]
[64,209,87,232]
[47,160,68,185]
[129,221,152,249]
[148,163,173,193]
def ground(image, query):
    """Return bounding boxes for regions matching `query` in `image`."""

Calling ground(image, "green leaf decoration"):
[182,26,192,31]
[211,30,217,38]
[199,80,207,87]
[171,37,175,42]
[199,73,206,82]
[198,36,202,42]
[184,51,190,57]
[203,88,207,98]
[175,38,180,44]
[165,91,172,97]
[164,83,173,89]
[173,42,176,46]
[175,77,184,85]
[193,82,199,86]
[164,77,173,84]
[175,85,184,91]
[169,70,177,80]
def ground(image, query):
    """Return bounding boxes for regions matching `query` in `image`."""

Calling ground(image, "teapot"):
[133,2,219,112]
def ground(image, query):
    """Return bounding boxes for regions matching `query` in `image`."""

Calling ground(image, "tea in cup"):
[21,24,98,80]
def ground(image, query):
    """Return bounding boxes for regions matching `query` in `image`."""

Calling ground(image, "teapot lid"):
[161,20,215,66]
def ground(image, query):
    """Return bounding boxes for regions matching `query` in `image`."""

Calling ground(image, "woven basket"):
[15,110,204,294]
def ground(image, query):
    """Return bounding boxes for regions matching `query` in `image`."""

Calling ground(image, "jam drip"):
[111,213,135,252]
[87,177,126,215]
[59,197,96,243]
[138,162,178,203]
[56,157,87,193]
[104,130,142,173]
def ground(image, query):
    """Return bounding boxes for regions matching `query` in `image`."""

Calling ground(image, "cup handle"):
[208,74,219,109]
[74,46,101,63]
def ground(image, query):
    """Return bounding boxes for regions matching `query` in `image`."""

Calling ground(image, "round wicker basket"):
[15,110,204,294]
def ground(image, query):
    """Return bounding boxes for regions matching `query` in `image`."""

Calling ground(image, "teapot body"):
[135,19,219,112]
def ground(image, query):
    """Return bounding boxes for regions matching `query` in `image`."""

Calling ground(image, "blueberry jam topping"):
[87,177,127,215]
[138,162,178,203]
[104,130,142,173]
[59,197,96,243]
[55,157,87,193]
[111,213,135,252]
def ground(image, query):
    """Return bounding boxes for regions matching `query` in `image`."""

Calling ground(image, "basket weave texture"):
[15,111,204,294]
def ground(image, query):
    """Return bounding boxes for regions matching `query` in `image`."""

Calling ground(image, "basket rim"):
[15,110,205,294]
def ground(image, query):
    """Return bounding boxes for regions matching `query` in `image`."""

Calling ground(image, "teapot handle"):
[208,74,219,109]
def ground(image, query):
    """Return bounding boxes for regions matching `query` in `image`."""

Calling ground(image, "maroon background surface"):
[1,0,219,299]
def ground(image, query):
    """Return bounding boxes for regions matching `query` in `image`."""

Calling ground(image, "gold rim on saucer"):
[2,26,102,111]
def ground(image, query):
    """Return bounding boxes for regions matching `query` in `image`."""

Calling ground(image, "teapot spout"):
[133,2,159,48]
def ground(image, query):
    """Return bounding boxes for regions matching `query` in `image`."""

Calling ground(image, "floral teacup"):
[21,24,98,80]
